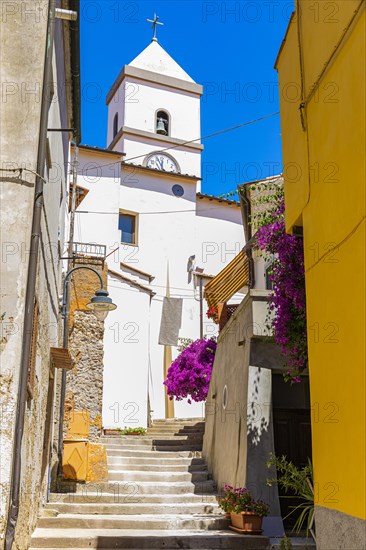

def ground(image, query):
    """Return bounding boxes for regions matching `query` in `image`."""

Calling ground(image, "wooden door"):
[273,408,312,528]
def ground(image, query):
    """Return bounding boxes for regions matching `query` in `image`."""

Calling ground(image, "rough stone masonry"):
[66,310,105,441]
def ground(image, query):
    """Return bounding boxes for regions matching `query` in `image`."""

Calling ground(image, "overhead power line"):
[83,111,280,173]
[122,111,280,163]
[75,204,239,216]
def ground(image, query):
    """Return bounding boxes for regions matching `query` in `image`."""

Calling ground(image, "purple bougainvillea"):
[164,338,217,402]
[255,196,307,383]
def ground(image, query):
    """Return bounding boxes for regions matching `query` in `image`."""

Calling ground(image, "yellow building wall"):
[276,1,365,521]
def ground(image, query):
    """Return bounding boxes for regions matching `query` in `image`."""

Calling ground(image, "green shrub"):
[120,426,146,435]
[267,453,315,538]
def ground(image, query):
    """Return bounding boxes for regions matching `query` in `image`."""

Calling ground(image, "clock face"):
[145,153,179,173]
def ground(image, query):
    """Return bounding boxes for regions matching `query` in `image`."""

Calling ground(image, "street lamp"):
[57,265,117,476]
[61,266,117,322]
[86,288,117,321]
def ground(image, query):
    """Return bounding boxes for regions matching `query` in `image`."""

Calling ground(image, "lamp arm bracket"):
[61,266,104,316]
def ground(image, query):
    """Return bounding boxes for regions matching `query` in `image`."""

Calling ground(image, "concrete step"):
[147,422,205,432]
[100,434,203,445]
[107,462,206,472]
[106,449,202,458]
[270,538,316,550]
[50,481,215,495]
[107,456,205,466]
[106,445,203,452]
[30,528,269,549]
[152,418,204,423]
[144,436,204,441]
[45,502,220,515]
[104,438,203,446]
[143,431,205,439]
[146,426,205,432]
[37,513,229,530]
[107,470,209,482]
[48,493,219,504]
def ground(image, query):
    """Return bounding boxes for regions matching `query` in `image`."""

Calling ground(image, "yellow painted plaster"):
[276,0,365,520]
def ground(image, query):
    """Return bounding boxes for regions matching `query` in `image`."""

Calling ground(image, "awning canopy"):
[204,250,249,309]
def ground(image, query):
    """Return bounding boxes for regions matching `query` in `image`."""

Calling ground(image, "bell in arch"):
[156,117,167,135]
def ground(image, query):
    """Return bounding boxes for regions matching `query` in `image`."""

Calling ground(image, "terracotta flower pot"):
[230,511,263,532]
[104,429,121,436]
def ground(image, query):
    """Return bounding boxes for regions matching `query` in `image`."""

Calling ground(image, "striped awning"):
[204,250,249,309]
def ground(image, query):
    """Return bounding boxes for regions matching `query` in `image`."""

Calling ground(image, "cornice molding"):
[121,162,201,182]
[106,65,203,105]
[108,126,204,152]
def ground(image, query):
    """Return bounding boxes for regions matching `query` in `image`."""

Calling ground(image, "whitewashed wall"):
[103,273,151,429]
[74,39,246,425]
[73,149,245,426]
[121,79,201,141]
[118,136,202,177]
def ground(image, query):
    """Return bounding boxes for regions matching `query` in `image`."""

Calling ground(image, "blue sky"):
[80,0,292,196]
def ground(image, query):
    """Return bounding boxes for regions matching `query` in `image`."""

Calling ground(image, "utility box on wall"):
[62,409,108,482]
[63,439,88,480]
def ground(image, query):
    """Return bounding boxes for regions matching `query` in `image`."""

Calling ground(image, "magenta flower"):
[163,338,217,402]
[254,196,308,383]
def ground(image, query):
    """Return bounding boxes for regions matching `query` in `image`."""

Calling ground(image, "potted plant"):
[120,426,146,436]
[206,307,219,324]
[104,428,121,436]
[218,485,269,533]
[216,491,232,519]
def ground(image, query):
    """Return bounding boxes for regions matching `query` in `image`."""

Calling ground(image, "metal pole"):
[57,143,78,477]
[199,277,203,339]
[56,282,69,477]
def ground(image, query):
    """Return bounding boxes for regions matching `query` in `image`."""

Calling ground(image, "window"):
[113,112,119,138]
[119,213,136,245]
[156,110,169,136]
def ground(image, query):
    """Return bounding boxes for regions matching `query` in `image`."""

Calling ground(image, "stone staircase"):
[30,419,269,549]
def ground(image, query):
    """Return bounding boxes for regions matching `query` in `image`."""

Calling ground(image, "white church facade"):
[71,39,245,428]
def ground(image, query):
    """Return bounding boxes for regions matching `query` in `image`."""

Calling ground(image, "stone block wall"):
[66,310,104,441]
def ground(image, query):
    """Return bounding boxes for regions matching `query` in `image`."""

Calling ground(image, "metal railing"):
[72,242,106,258]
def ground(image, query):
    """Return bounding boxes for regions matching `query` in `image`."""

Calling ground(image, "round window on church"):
[172,184,184,197]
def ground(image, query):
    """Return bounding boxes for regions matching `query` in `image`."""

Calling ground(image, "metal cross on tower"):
[146,13,164,42]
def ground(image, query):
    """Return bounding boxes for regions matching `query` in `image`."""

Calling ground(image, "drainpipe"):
[55,0,81,479]
[69,0,81,146]
[57,142,78,477]
[199,277,203,339]
[4,1,56,548]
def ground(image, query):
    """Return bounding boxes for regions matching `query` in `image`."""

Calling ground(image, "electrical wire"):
[106,282,195,300]
[75,204,239,216]
[0,166,48,184]
[122,111,280,164]
[83,111,280,173]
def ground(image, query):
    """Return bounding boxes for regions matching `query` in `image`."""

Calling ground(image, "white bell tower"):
[102,19,206,422]
[106,26,203,179]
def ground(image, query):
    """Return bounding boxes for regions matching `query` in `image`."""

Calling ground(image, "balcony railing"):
[69,242,107,267]
[218,303,240,331]
[72,242,106,258]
